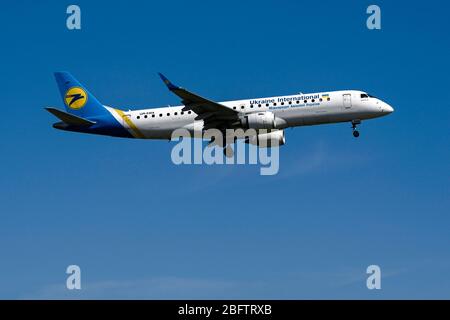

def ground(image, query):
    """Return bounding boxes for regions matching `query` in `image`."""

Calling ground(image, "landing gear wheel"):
[223,145,234,158]
[351,119,361,138]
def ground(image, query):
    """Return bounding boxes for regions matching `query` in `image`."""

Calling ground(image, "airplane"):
[46,72,394,156]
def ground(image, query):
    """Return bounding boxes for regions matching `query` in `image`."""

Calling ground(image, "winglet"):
[158,72,179,90]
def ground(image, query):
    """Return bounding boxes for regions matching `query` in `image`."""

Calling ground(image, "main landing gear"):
[223,145,234,158]
[351,119,361,138]
[208,135,235,158]
[220,136,234,158]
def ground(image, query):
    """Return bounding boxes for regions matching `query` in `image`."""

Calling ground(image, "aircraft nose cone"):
[382,103,394,114]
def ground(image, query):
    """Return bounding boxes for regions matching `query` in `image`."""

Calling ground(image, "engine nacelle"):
[245,130,286,148]
[243,112,275,129]
[241,112,288,129]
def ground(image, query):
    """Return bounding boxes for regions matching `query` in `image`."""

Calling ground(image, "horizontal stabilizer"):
[45,107,96,126]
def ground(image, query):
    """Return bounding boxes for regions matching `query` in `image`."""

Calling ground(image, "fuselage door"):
[343,93,352,109]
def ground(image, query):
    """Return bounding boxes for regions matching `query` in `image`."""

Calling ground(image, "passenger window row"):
[135,96,332,119]
[231,97,331,110]
[136,110,192,120]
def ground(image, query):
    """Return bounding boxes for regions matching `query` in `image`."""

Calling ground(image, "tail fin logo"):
[64,87,88,110]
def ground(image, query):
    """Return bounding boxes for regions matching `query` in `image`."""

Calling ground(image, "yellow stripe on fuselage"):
[114,108,145,139]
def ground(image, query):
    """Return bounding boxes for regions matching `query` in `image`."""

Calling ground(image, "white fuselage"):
[106,90,394,139]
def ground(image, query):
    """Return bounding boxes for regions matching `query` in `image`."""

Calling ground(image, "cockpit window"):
[361,93,369,99]
[367,94,377,99]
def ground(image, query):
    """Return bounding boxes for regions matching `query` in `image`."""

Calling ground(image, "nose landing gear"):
[351,119,361,138]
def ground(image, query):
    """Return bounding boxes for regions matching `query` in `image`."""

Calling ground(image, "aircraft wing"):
[158,73,240,130]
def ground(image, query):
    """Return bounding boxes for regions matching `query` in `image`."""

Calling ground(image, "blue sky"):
[0,0,449,299]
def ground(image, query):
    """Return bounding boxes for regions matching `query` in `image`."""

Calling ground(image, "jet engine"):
[238,112,272,129]
[245,130,286,148]
[241,112,288,129]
